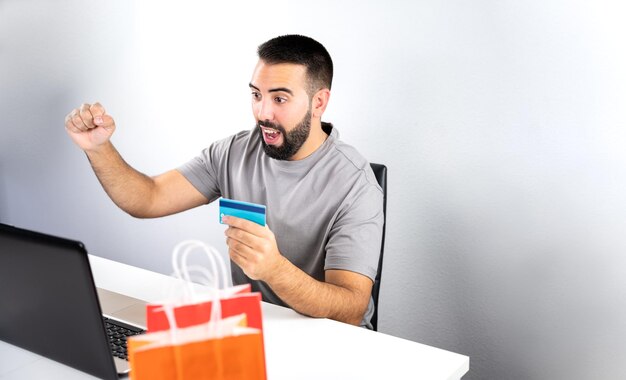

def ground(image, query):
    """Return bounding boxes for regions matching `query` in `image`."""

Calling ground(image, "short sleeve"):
[324,181,384,281]
[176,141,227,202]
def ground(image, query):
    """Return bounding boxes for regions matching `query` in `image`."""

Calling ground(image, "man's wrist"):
[85,141,115,158]
[264,255,290,286]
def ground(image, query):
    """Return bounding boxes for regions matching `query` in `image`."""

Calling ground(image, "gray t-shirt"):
[177,124,384,328]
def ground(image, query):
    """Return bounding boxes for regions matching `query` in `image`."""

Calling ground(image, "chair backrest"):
[369,163,387,331]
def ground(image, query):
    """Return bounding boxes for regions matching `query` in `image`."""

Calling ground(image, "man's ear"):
[311,88,331,119]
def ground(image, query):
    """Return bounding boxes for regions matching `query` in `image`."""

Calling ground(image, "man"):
[65,35,384,328]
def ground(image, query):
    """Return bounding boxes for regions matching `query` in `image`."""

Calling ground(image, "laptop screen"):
[0,223,119,380]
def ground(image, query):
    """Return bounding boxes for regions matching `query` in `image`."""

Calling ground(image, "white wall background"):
[2,1,626,378]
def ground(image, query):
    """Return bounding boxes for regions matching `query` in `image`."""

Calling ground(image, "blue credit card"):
[219,198,266,226]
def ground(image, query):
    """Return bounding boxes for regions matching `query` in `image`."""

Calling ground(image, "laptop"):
[0,223,146,379]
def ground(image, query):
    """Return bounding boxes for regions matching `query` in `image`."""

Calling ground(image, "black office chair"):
[369,163,387,331]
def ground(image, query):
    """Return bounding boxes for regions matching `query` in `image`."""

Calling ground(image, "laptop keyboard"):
[104,317,145,361]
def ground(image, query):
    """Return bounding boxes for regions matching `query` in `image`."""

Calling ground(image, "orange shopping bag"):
[128,240,267,380]
[128,314,266,380]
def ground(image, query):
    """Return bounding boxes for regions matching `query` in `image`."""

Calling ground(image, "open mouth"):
[260,126,283,145]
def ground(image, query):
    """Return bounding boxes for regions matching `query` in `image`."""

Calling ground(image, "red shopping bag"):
[146,283,264,331]
[147,239,264,331]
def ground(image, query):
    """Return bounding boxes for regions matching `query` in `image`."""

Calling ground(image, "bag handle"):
[171,240,229,298]
[168,240,229,338]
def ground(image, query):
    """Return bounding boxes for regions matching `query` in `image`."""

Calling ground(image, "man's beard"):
[257,109,312,160]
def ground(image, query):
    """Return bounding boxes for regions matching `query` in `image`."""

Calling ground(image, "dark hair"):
[257,35,333,94]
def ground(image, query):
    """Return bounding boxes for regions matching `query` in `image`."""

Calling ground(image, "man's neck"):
[289,120,329,161]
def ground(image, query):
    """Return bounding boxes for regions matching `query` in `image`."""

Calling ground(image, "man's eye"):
[274,97,286,104]
[252,92,261,100]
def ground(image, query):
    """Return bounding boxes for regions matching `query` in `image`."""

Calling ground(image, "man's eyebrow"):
[248,83,293,95]
[268,87,293,95]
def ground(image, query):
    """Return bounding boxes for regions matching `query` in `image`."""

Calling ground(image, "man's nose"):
[256,98,274,121]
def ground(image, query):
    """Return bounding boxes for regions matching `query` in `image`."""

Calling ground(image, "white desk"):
[0,256,469,379]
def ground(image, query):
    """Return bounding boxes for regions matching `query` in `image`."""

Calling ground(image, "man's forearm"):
[223,217,373,325]
[85,141,157,218]
[266,258,370,325]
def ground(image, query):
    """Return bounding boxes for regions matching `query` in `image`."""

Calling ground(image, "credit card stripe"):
[220,199,266,214]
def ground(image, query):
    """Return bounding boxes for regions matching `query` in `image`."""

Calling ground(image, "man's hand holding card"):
[221,198,285,281]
